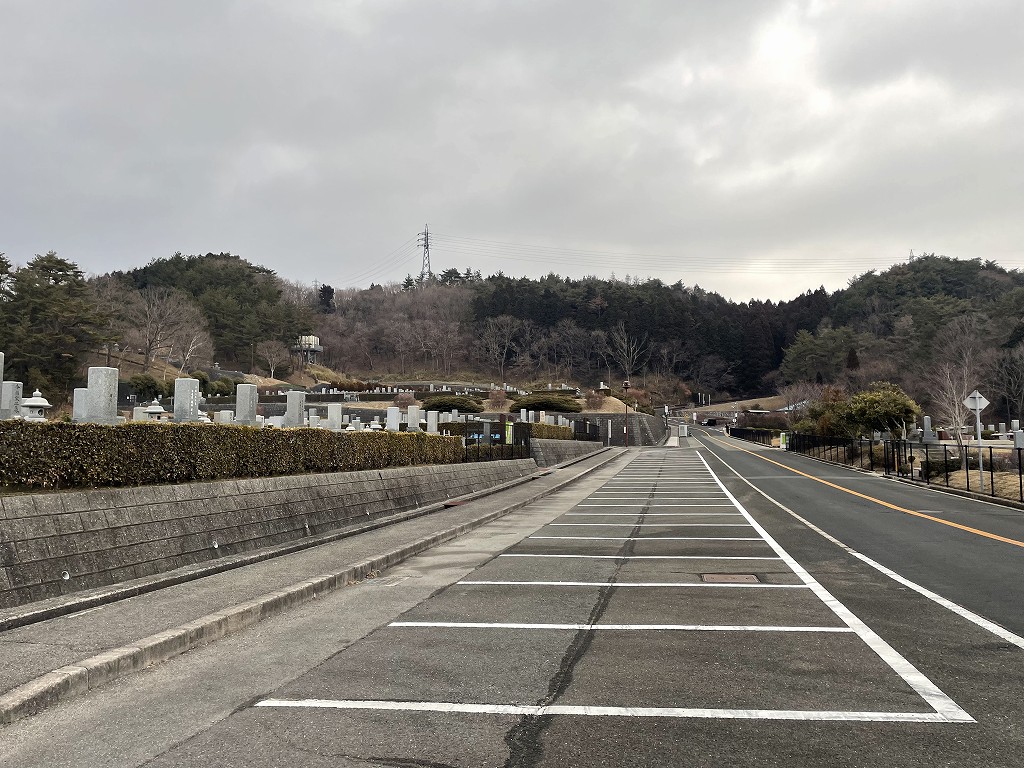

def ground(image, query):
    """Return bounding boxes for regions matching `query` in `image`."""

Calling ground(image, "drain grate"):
[701,573,759,583]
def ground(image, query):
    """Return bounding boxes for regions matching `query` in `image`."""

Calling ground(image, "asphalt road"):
[3,439,1024,767]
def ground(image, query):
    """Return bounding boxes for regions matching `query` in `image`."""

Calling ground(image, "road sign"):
[963,390,990,411]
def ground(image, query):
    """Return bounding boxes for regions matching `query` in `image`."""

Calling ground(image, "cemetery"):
[0,350,620,610]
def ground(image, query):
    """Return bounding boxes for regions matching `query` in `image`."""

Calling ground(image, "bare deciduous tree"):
[477,315,527,380]
[124,287,208,372]
[608,321,650,381]
[256,340,292,379]
[924,315,995,459]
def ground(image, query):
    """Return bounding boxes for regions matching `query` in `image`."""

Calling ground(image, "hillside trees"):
[0,252,107,397]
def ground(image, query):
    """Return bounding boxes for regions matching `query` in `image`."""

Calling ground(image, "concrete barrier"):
[0,460,537,609]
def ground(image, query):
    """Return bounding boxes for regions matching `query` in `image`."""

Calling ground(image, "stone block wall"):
[529,439,604,467]
[0,460,537,608]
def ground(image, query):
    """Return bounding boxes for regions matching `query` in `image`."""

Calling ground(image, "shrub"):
[0,421,462,490]
[332,379,369,392]
[393,392,417,409]
[529,423,574,440]
[584,390,606,409]
[486,390,508,411]
[513,393,582,413]
[129,374,161,401]
[421,395,484,413]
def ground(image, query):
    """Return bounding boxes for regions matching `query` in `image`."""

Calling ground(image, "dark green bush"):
[0,421,462,490]
[513,394,582,413]
[421,395,484,413]
[529,423,574,440]
[129,374,161,401]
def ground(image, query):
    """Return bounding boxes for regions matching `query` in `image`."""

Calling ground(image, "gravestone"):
[309,415,320,428]
[72,388,89,422]
[1016,430,1024,449]
[407,405,421,432]
[520,409,527,421]
[999,422,1007,435]
[235,384,258,426]
[1014,420,1021,432]
[215,410,234,424]
[386,406,401,431]
[266,416,284,428]
[921,416,938,443]
[173,378,201,423]
[426,410,439,434]
[327,403,344,431]
[0,381,23,420]
[283,391,306,427]
[133,406,147,421]
[256,415,265,427]
[440,413,452,423]
[86,367,120,424]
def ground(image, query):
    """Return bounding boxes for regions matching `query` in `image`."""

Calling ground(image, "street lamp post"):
[622,380,631,447]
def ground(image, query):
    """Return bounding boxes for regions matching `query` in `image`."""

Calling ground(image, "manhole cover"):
[701,574,759,583]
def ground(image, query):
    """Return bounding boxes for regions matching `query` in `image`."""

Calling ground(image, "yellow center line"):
[704,434,1024,550]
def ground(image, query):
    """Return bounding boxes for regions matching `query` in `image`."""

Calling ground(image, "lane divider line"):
[704,446,1024,651]
[712,437,1024,549]
[696,452,975,724]
[457,581,810,589]
[499,554,782,560]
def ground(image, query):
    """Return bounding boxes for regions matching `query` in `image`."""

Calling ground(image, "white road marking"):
[696,452,975,724]
[708,451,1024,651]
[564,512,743,516]
[527,536,765,541]
[389,621,852,632]
[499,554,782,560]
[457,581,809,589]
[547,522,752,526]
[575,504,736,507]
[254,699,965,722]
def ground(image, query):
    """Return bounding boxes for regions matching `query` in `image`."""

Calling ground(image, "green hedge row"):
[529,423,575,440]
[0,421,463,490]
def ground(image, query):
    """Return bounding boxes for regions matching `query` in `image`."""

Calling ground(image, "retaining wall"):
[530,439,603,466]
[0,460,537,609]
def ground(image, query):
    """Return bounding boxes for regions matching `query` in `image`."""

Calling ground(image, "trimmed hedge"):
[420,395,484,413]
[529,423,574,440]
[0,421,462,490]
[513,394,582,413]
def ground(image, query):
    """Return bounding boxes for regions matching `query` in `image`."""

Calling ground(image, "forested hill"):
[106,253,1024,401]
[2,250,1017,405]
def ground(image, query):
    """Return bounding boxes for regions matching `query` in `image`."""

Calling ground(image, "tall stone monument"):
[86,367,119,425]
[235,383,258,426]
[173,378,201,423]
[283,390,306,427]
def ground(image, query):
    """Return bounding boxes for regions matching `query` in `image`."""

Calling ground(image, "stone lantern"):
[143,399,166,421]
[20,390,52,422]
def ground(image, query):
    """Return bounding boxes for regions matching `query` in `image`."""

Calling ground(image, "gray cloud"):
[1,0,1021,301]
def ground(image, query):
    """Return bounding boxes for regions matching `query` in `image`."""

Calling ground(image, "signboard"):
[963,390,990,411]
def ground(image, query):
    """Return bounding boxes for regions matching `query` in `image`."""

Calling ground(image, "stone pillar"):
[234,383,258,426]
[426,410,439,434]
[173,378,201,423]
[407,405,421,432]
[87,367,120,424]
[386,406,401,431]
[72,388,89,422]
[283,390,306,427]
[327,403,344,431]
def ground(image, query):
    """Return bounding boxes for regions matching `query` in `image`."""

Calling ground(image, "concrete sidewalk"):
[0,448,624,725]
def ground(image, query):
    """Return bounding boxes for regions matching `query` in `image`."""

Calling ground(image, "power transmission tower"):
[418,224,431,285]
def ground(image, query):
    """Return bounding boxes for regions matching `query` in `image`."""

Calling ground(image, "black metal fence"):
[764,432,1024,503]
[446,421,533,462]
[727,427,776,447]
[571,419,603,442]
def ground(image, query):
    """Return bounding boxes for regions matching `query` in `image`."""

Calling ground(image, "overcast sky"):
[2,1,1022,302]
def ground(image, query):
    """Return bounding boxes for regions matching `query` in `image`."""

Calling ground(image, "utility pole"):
[418,224,431,285]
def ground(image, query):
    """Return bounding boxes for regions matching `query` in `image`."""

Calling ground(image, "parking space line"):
[457,581,810,588]
[564,512,743,516]
[547,522,752,527]
[527,536,765,541]
[254,699,958,722]
[576,504,736,507]
[389,621,854,632]
[499,554,782,560]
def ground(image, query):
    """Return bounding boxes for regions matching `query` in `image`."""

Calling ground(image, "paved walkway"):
[0,449,622,724]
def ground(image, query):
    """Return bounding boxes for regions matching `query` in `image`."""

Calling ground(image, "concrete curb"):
[0,447,622,726]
